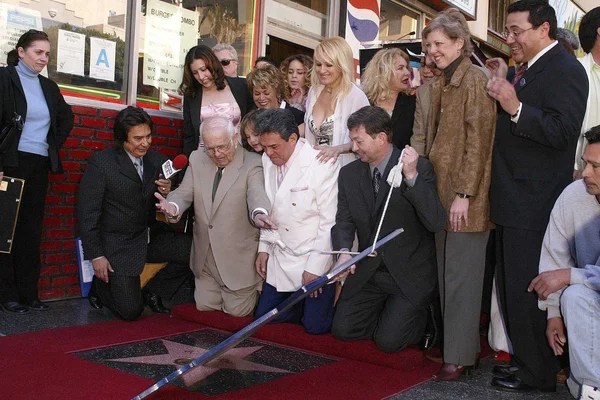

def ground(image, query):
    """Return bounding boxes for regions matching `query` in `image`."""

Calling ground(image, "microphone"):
[397,31,416,41]
[161,154,188,179]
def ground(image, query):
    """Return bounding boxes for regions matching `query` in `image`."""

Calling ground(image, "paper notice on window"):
[89,37,116,82]
[57,29,85,76]
[0,4,43,68]
[143,0,198,91]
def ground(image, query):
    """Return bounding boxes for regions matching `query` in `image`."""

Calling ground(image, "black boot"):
[88,277,103,309]
[142,289,170,314]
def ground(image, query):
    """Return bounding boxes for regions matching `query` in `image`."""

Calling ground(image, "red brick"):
[59,149,67,159]
[97,131,113,140]
[38,277,51,288]
[46,253,76,264]
[69,150,95,160]
[63,240,76,251]
[151,136,167,146]
[43,218,63,227]
[47,229,72,239]
[64,218,77,227]
[39,288,66,299]
[72,105,97,116]
[100,109,119,118]
[49,207,75,215]
[173,119,183,127]
[107,120,114,129]
[156,126,177,136]
[52,276,79,287]
[160,148,177,157]
[41,266,60,276]
[63,138,80,148]
[73,115,80,124]
[67,286,82,296]
[62,161,81,171]
[45,195,62,204]
[152,116,172,126]
[67,173,83,183]
[48,174,66,181]
[61,264,79,274]
[53,183,79,193]
[66,195,78,205]
[81,117,106,128]
[40,241,62,251]
[81,140,107,151]
[71,127,95,138]
[169,138,183,148]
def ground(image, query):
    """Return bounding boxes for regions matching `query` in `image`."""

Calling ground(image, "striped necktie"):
[134,158,143,180]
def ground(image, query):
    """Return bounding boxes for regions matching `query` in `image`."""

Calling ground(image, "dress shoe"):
[425,347,443,363]
[419,303,440,351]
[432,362,473,381]
[492,364,520,377]
[0,301,29,314]
[491,375,556,393]
[143,290,170,314]
[24,299,49,311]
[88,280,103,309]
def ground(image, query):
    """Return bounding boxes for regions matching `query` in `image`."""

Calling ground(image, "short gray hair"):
[556,28,580,53]
[423,8,473,58]
[199,117,235,142]
[212,43,237,60]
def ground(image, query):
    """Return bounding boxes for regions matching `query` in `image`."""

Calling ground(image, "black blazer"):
[182,76,254,157]
[0,65,73,172]
[77,147,167,277]
[284,103,305,126]
[389,94,416,150]
[332,146,446,308]
[490,44,588,231]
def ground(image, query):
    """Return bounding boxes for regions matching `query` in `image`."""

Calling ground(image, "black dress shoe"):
[143,290,170,314]
[419,302,440,351]
[24,299,49,311]
[88,280,103,309]
[0,301,29,314]
[492,365,520,377]
[491,375,556,393]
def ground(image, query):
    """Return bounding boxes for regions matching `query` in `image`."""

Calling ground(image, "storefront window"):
[0,1,127,104]
[379,0,419,41]
[137,0,257,112]
[288,0,328,15]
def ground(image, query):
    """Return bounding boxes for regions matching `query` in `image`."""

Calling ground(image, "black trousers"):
[495,225,558,389]
[332,268,427,353]
[95,275,144,321]
[0,152,49,303]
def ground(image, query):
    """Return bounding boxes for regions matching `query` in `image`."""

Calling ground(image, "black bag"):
[0,81,23,168]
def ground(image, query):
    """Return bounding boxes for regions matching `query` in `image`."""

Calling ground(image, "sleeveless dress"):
[307,114,334,146]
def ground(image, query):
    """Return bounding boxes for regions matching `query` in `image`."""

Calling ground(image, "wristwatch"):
[456,192,471,199]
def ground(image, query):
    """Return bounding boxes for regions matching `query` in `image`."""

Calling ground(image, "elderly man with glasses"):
[156,116,273,317]
[212,43,239,77]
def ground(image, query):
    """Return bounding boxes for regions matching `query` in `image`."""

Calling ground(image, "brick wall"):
[38,105,184,300]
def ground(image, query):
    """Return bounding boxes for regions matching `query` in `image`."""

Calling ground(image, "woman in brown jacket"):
[422,8,496,381]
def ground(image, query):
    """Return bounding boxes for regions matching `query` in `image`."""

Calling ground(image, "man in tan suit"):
[156,117,273,317]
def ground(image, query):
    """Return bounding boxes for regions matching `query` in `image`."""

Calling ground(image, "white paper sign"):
[143,0,198,91]
[57,29,85,76]
[0,4,43,67]
[89,37,116,82]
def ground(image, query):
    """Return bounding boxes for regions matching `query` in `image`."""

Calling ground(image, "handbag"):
[0,80,23,164]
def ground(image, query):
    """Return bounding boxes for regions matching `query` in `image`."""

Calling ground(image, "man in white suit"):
[255,108,340,334]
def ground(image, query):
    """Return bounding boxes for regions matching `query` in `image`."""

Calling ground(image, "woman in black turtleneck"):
[421,8,497,382]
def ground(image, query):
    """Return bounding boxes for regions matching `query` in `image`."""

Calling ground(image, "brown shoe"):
[432,362,473,381]
[556,368,569,384]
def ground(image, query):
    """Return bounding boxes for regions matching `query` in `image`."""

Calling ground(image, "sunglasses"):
[220,58,236,66]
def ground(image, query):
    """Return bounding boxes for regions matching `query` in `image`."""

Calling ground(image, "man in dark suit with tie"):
[78,106,191,321]
[485,0,588,392]
[331,106,446,352]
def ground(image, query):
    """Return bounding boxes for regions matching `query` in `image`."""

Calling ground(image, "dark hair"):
[240,108,265,152]
[507,0,557,40]
[255,108,298,141]
[347,106,393,143]
[179,45,226,97]
[280,54,313,101]
[578,6,600,54]
[114,106,153,145]
[7,29,50,66]
[584,125,600,145]
[254,56,277,68]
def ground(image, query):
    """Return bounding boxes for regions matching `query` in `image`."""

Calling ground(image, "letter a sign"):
[89,37,116,81]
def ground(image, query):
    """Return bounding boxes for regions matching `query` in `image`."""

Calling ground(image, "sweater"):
[538,180,600,319]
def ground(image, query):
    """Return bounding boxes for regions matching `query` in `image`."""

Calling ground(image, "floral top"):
[308,113,334,146]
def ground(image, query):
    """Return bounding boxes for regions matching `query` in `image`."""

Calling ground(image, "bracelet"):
[456,192,471,199]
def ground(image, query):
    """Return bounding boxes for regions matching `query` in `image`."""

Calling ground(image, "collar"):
[443,56,464,82]
[16,60,40,79]
[370,145,393,176]
[282,138,304,170]
[445,57,473,87]
[125,150,142,166]
[527,40,558,69]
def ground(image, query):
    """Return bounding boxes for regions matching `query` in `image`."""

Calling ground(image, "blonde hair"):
[246,64,286,101]
[361,48,411,104]
[311,36,354,104]
[422,8,473,58]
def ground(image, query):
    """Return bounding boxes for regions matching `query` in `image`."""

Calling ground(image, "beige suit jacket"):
[167,146,270,290]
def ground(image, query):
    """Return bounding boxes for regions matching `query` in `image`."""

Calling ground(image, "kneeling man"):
[331,106,446,352]
[529,125,600,399]
[255,108,340,334]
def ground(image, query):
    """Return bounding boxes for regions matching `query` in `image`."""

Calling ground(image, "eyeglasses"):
[220,59,237,66]
[501,27,534,40]
[204,139,233,156]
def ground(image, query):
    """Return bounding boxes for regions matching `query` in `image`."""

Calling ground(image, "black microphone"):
[396,31,416,41]
[160,154,188,179]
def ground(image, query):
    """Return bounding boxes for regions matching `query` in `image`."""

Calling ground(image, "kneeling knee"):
[561,284,592,316]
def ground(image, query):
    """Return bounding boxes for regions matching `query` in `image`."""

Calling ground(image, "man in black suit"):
[78,107,191,321]
[331,106,446,352]
[485,0,588,392]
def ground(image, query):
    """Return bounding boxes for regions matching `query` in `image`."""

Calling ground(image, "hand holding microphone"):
[160,154,188,179]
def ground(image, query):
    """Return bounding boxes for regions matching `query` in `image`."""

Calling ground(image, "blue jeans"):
[255,282,335,334]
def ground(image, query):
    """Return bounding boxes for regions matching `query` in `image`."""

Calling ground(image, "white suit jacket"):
[304,83,369,167]
[258,138,340,291]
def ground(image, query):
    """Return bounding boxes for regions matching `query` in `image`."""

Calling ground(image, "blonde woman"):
[362,48,416,149]
[305,36,369,165]
[280,54,313,112]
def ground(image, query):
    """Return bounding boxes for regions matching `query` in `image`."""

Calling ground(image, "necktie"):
[277,165,287,187]
[212,167,224,202]
[134,158,143,180]
[512,63,528,86]
[372,167,381,197]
